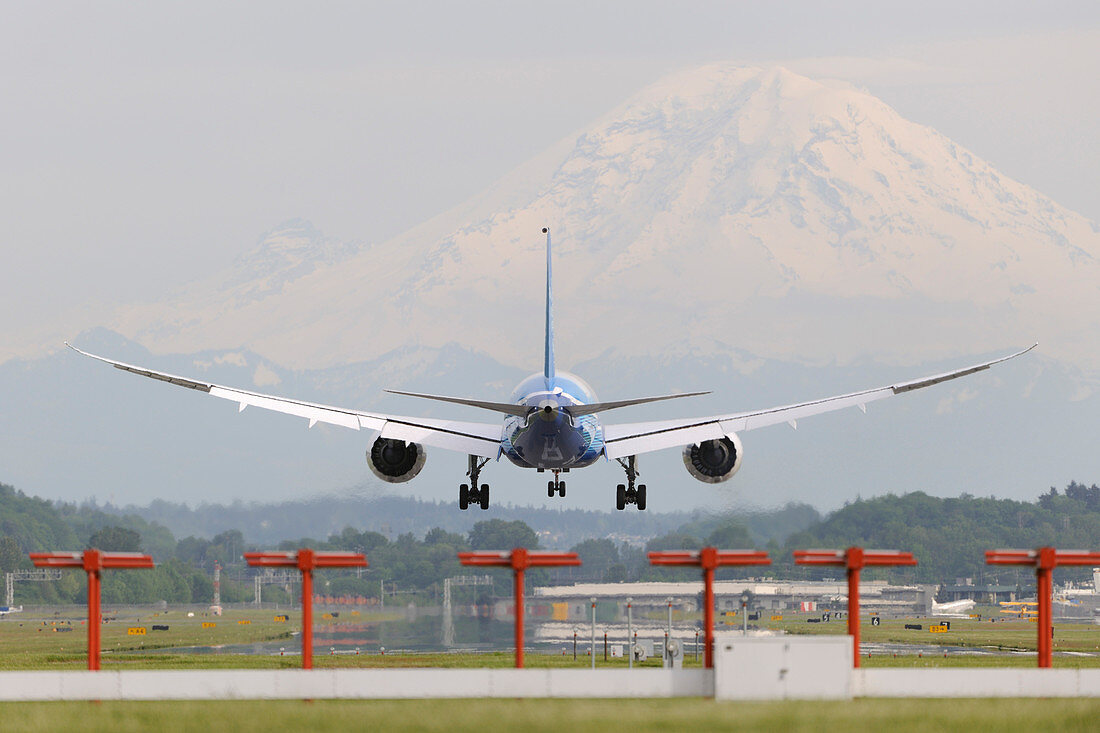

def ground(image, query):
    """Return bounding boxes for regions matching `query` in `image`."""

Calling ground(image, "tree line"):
[3,480,1099,605]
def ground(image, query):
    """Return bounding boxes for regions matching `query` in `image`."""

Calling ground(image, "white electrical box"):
[713,634,852,700]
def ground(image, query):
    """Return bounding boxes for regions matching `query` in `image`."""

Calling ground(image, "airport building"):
[525,579,935,621]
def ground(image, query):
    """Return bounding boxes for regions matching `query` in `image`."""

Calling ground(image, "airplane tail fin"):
[543,227,555,388]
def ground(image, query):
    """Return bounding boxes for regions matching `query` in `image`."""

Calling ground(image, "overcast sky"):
[2,1,1098,356]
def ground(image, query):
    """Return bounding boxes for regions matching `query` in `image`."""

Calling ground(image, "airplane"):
[67,228,1036,512]
[931,598,976,617]
[999,601,1039,616]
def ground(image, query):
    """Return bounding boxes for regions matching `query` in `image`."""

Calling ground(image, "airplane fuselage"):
[501,371,605,470]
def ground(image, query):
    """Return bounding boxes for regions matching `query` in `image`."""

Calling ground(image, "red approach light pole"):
[648,548,771,669]
[458,549,581,668]
[986,548,1100,668]
[244,549,367,669]
[794,547,917,668]
[29,550,155,671]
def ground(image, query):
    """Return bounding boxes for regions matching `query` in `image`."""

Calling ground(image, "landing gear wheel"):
[615,456,647,510]
[461,455,489,511]
[548,475,566,498]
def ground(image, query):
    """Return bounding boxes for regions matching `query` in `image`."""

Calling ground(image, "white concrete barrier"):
[0,669,712,701]
[713,634,853,700]
[5,663,1100,701]
[855,668,1100,698]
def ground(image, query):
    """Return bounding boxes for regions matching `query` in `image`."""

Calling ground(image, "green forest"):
[2,480,1099,606]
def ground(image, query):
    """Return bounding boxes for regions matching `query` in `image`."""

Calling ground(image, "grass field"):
[5,604,1100,670]
[4,698,1100,733]
[5,605,1100,730]
[764,608,1100,657]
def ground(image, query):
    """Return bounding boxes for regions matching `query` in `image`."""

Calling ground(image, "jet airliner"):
[68,228,1035,511]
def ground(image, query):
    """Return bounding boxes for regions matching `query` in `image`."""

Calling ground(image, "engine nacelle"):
[682,434,743,484]
[367,437,426,483]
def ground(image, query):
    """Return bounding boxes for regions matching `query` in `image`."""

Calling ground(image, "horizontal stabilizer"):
[384,389,530,417]
[565,391,710,417]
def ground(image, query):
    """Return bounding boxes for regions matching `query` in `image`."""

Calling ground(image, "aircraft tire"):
[636,484,647,511]
[547,480,555,498]
[558,481,566,497]
[459,484,469,511]
[480,484,490,510]
[616,484,626,511]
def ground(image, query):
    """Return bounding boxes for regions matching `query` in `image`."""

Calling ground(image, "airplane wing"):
[601,345,1036,460]
[66,344,503,458]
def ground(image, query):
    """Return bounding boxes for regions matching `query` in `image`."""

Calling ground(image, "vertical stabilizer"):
[542,227,555,388]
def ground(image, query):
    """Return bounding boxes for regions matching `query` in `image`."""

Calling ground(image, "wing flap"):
[603,421,724,460]
[380,417,502,458]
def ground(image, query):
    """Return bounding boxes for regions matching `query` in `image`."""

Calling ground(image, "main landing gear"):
[459,455,490,511]
[615,455,646,511]
[547,470,566,498]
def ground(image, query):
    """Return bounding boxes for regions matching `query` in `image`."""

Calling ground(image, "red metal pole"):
[1037,566,1052,667]
[243,548,366,671]
[458,548,579,669]
[847,546,863,669]
[87,566,101,671]
[302,567,313,670]
[982,546,1100,669]
[648,547,770,669]
[703,564,715,669]
[514,566,525,669]
[1037,547,1055,668]
[32,549,153,672]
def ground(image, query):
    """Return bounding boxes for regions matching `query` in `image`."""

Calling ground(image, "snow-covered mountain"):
[5,64,1098,512]
[108,65,1099,373]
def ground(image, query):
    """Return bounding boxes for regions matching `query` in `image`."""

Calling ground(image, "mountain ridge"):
[4,327,1095,511]
[96,64,1097,373]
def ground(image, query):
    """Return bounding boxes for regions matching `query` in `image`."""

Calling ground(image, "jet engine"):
[367,437,426,483]
[682,434,743,484]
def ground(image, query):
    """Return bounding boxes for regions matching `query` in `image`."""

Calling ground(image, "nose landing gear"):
[547,470,566,498]
[459,455,490,510]
[614,456,646,511]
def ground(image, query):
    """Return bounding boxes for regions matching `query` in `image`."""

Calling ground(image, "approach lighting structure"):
[793,547,917,668]
[244,549,367,669]
[985,547,1100,668]
[458,549,581,668]
[30,549,155,670]
[648,548,771,668]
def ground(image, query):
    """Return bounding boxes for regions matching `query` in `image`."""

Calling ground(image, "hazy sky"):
[2,1,1098,356]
